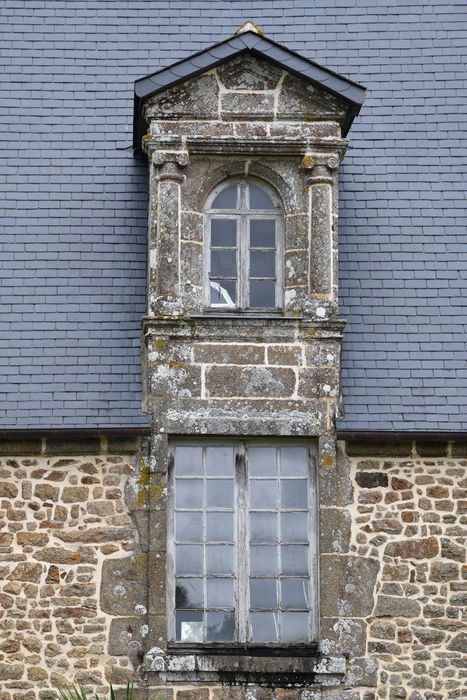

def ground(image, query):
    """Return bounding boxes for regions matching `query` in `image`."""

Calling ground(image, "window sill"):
[143,648,345,687]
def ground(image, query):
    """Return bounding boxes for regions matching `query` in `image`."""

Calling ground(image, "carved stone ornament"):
[151,149,190,182]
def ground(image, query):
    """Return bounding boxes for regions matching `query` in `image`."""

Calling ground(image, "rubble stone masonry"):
[0,438,465,700]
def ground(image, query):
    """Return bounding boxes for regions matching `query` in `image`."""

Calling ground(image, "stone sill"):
[143,650,345,686]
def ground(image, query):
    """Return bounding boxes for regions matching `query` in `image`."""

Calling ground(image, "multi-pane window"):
[204,180,283,310]
[169,442,317,646]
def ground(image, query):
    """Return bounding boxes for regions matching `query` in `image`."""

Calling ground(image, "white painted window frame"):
[167,439,319,648]
[203,179,284,312]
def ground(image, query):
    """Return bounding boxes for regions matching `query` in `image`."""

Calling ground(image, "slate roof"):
[133,29,366,154]
[1,0,466,431]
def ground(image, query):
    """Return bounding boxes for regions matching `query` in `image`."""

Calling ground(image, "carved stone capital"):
[151,150,190,182]
[302,152,340,186]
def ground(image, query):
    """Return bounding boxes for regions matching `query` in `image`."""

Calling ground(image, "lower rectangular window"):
[168,441,318,646]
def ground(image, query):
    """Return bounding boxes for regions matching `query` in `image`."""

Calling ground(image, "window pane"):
[250,279,276,308]
[282,612,309,642]
[207,611,235,641]
[211,249,236,277]
[281,578,309,609]
[281,480,308,509]
[206,446,234,476]
[250,578,278,609]
[212,185,237,209]
[175,479,203,509]
[250,512,277,543]
[250,612,278,642]
[250,545,278,576]
[176,611,203,642]
[210,280,236,306]
[280,447,309,476]
[280,545,309,575]
[207,578,234,608]
[176,545,203,575]
[175,446,203,476]
[250,219,276,248]
[206,545,234,575]
[249,447,277,476]
[250,479,277,509]
[176,578,204,609]
[176,512,203,542]
[249,185,275,210]
[211,219,237,247]
[206,479,234,508]
[250,250,276,277]
[281,512,308,543]
[206,512,234,542]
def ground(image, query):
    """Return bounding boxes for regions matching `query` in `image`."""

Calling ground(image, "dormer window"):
[204,179,283,311]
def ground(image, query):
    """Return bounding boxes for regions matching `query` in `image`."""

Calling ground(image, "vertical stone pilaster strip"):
[304,154,339,299]
[149,150,189,314]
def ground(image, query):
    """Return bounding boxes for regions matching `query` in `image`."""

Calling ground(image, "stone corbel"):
[302,152,339,186]
[151,150,190,182]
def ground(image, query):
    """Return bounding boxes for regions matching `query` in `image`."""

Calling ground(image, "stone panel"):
[205,365,296,398]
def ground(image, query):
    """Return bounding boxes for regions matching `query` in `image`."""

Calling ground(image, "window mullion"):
[235,443,249,642]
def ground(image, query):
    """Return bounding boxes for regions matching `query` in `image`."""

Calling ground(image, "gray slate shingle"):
[1,0,466,431]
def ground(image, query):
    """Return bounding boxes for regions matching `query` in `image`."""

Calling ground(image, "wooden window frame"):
[203,179,284,312]
[167,438,319,651]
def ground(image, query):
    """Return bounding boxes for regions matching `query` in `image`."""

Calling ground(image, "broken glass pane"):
[210,279,236,306]
[176,611,203,642]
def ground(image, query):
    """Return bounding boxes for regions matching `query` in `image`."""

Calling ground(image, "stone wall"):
[1,438,465,700]
[347,440,467,700]
[0,437,143,699]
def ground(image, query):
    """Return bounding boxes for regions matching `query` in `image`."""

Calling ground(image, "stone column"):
[303,153,339,299]
[148,150,189,315]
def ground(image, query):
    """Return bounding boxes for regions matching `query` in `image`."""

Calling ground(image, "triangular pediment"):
[133,30,366,155]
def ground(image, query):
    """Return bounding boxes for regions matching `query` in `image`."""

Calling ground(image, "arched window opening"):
[205,180,283,310]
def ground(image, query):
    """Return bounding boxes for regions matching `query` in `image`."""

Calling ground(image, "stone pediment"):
[133,30,366,155]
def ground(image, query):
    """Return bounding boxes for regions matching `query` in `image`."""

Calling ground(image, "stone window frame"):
[166,437,319,654]
[203,177,284,313]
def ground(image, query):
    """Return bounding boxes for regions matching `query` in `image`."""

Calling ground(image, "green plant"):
[59,682,133,700]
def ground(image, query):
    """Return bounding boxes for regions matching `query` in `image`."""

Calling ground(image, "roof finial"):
[234,21,264,36]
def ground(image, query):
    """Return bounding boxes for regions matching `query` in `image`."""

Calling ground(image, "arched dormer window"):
[204,179,283,310]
